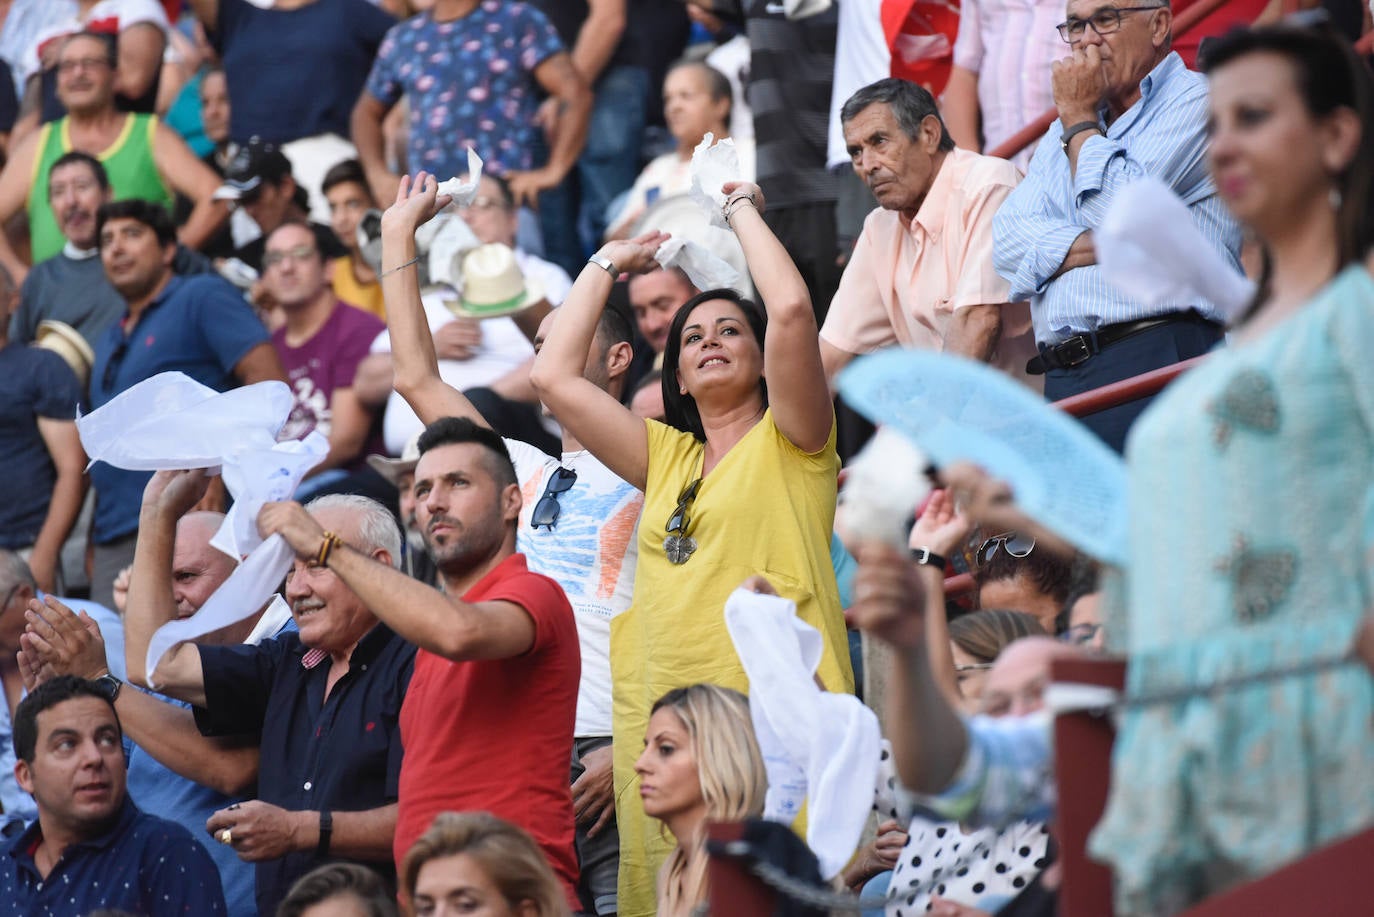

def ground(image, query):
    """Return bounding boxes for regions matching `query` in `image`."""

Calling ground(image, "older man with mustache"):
[116,469,415,917]
[818,78,1038,391]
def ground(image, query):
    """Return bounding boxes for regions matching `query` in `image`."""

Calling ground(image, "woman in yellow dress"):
[531,181,854,916]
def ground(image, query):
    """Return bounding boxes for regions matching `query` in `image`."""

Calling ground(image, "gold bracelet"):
[315,531,343,567]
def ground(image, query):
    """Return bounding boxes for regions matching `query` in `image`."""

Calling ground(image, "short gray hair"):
[305,494,402,569]
[0,550,36,594]
[841,78,954,152]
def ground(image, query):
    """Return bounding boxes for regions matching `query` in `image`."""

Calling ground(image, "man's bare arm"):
[943,303,1003,363]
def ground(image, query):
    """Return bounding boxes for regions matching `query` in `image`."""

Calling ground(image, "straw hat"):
[366,432,424,487]
[454,243,545,319]
[34,320,95,387]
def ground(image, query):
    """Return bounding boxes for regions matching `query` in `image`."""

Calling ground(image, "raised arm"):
[258,500,537,662]
[529,234,667,491]
[124,470,212,702]
[848,541,969,793]
[907,489,975,708]
[18,603,258,796]
[379,173,491,429]
[723,181,832,453]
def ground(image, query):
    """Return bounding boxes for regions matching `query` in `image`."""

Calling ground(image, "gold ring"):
[218,828,233,845]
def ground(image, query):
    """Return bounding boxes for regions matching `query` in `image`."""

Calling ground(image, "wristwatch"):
[587,252,618,278]
[91,672,123,703]
[1060,120,1103,154]
[910,547,947,569]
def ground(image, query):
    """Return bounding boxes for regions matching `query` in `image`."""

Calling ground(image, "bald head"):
[172,512,236,620]
[980,636,1085,718]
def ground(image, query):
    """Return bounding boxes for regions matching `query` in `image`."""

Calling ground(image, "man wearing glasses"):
[87,199,285,610]
[0,31,226,288]
[992,0,1243,452]
[263,222,385,493]
[371,181,642,917]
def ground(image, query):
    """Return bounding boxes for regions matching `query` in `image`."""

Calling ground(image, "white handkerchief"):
[437,148,485,212]
[211,432,330,560]
[654,237,740,291]
[842,426,931,548]
[1098,177,1254,321]
[725,589,881,880]
[688,133,742,229]
[146,535,296,685]
[77,373,290,471]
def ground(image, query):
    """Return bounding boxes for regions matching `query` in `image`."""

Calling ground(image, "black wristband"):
[317,810,332,858]
[1060,120,1102,154]
[910,547,947,569]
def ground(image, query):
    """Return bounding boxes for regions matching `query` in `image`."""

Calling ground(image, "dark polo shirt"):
[195,622,415,916]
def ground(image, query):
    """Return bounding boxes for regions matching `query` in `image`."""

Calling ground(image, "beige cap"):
[34,320,95,388]
[366,431,423,486]
[451,243,545,319]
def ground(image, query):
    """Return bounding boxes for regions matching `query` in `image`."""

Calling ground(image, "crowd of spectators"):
[1,2,1373,917]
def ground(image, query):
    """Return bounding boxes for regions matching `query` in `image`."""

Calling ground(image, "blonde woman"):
[401,812,570,917]
[634,684,767,917]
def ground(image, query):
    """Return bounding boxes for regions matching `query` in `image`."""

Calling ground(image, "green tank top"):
[28,113,175,263]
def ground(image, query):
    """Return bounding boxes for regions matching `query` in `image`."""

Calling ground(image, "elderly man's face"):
[171,516,238,621]
[0,579,35,658]
[1063,0,1169,101]
[844,102,943,219]
[284,507,379,654]
[49,161,109,250]
[980,636,1082,718]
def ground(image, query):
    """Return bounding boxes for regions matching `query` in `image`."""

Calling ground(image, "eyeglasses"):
[57,57,112,74]
[0,583,20,614]
[663,477,702,564]
[530,466,577,529]
[954,662,995,674]
[101,339,130,394]
[263,245,317,269]
[974,532,1035,568]
[459,195,511,213]
[1061,622,1102,646]
[1056,5,1164,42]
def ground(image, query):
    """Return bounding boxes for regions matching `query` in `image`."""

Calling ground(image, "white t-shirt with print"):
[505,438,642,738]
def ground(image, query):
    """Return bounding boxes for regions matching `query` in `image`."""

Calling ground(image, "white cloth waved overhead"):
[724,588,882,879]
[76,372,328,684]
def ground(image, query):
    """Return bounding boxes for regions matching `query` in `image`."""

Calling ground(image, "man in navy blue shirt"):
[86,198,285,613]
[0,675,226,914]
[122,471,414,917]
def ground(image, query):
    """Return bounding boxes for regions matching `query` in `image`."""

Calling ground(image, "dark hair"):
[321,158,372,201]
[1201,21,1374,281]
[483,173,516,210]
[49,151,109,194]
[61,30,116,67]
[277,863,397,917]
[972,538,1075,609]
[661,289,768,441]
[96,199,176,250]
[948,610,1047,664]
[13,675,119,762]
[416,416,517,489]
[597,301,635,351]
[667,59,735,124]
[841,78,955,153]
[1054,555,1101,635]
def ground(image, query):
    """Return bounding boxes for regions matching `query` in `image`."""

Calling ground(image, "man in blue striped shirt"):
[992,1,1242,451]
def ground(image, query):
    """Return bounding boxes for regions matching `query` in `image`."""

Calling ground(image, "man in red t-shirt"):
[257,415,581,908]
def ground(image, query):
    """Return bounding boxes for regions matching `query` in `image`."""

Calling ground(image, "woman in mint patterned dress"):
[1085,24,1374,914]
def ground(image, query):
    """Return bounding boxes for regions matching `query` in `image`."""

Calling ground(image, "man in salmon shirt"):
[258,415,582,909]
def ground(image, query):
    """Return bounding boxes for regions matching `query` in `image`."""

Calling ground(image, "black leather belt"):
[1026,312,1220,375]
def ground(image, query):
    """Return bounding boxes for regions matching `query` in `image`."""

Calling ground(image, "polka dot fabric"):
[885,819,1049,915]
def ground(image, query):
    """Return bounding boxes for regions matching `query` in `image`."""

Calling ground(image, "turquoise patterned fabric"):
[1089,265,1374,915]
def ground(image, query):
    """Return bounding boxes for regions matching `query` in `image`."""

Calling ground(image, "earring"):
[1330,186,1343,210]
